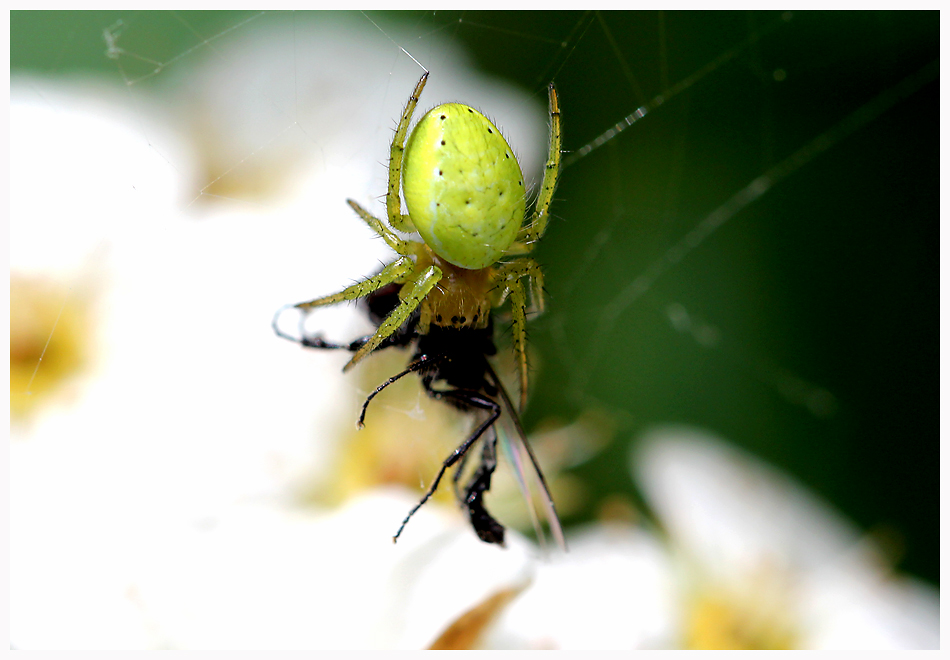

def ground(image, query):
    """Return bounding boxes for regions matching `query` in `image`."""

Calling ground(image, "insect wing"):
[488,365,567,552]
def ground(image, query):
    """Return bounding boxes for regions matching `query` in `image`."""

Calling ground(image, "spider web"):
[10,10,939,583]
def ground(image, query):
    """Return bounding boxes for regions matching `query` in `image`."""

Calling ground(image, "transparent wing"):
[486,363,567,552]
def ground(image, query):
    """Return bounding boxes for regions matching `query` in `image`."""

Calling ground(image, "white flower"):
[131,491,538,650]
[484,523,678,649]
[632,425,939,649]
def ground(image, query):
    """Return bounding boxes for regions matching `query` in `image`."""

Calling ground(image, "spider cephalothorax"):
[275,71,564,547]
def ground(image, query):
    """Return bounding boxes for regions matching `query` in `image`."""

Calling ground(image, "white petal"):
[134,490,532,649]
[486,524,678,649]
[634,425,863,578]
[632,425,939,649]
[800,555,940,649]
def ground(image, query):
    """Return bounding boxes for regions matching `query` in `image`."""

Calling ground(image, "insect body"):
[274,72,563,547]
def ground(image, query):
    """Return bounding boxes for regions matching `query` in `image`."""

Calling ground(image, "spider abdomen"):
[402,103,526,270]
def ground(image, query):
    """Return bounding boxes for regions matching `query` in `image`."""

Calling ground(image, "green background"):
[12,11,939,584]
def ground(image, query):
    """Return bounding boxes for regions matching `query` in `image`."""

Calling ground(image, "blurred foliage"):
[11,11,938,584]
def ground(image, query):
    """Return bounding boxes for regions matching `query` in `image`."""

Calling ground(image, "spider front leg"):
[387,71,429,234]
[344,265,442,371]
[346,199,414,256]
[292,257,415,313]
[493,258,545,411]
[273,256,415,342]
[517,82,561,247]
[275,261,441,372]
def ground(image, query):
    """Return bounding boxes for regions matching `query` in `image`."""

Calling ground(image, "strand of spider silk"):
[561,11,792,170]
[24,288,71,396]
[570,59,938,398]
[359,10,428,73]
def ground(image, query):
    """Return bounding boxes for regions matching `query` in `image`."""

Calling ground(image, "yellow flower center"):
[684,572,799,649]
[10,277,90,419]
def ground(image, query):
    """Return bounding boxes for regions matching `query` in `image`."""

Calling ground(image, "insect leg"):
[392,391,500,544]
[450,433,477,501]
[273,325,371,351]
[463,426,505,545]
[355,354,441,429]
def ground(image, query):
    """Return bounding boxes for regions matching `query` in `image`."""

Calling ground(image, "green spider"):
[290,71,559,410]
[276,71,563,546]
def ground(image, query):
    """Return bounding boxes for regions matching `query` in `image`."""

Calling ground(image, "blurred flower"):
[632,426,939,650]
[484,523,679,649]
[131,492,539,650]
[156,13,549,209]
[10,277,90,418]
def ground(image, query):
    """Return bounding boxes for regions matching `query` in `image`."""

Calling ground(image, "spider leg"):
[273,258,415,355]
[501,240,532,256]
[392,389,501,544]
[387,71,428,234]
[494,258,545,314]
[346,200,414,256]
[274,302,416,354]
[344,265,442,372]
[292,256,414,311]
[507,278,530,414]
[517,83,561,246]
[492,258,545,412]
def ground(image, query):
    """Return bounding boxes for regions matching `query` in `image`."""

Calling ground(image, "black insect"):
[274,283,565,548]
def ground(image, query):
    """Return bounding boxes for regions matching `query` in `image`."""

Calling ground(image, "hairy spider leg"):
[515,82,561,248]
[278,252,441,374]
[346,199,414,256]
[392,389,501,544]
[494,258,546,315]
[387,71,429,234]
[271,256,413,344]
[344,265,441,371]
[291,257,415,312]
[492,258,545,411]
